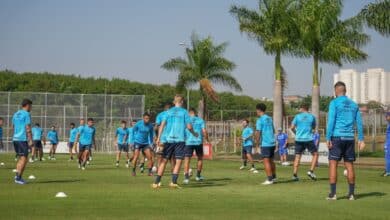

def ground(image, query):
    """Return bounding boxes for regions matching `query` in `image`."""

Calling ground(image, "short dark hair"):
[87,118,94,122]
[256,103,267,112]
[300,103,309,111]
[189,108,197,114]
[0,117,3,121]
[143,113,150,117]
[70,122,75,126]
[334,81,346,89]
[21,99,32,107]
[243,119,249,124]
[121,120,127,124]
[35,123,40,127]
[164,102,172,108]
[132,119,137,123]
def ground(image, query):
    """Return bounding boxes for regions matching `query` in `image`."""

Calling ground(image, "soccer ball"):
[343,169,348,177]
[152,166,157,173]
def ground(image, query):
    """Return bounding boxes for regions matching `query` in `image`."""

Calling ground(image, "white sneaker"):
[239,165,246,170]
[326,194,337,200]
[252,170,259,174]
[52,157,56,161]
[116,163,119,167]
[86,161,90,165]
[183,179,190,184]
[261,180,274,185]
[249,167,256,172]
[41,158,46,161]
[307,171,317,180]
[125,164,129,168]
[89,157,93,161]
[29,158,34,163]
[195,176,204,181]
[81,166,85,170]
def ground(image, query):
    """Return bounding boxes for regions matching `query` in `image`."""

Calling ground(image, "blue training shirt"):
[242,126,254,147]
[276,133,288,148]
[162,106,191,143]
[133,121,154,145]
[156,111,168,143]
[12,109,31,141]
[69,128,78,143]
[32,127,43,141]
[0,127,2,140]
[47,130,58,144]
[127,127,135,144]
[185,116,205,146]
[292,112,316,142]
[256,114,276,147]
[79,125,95,145]
[116,127,129,144]
[326,96,363,141]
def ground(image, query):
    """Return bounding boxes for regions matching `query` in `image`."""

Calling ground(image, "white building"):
[333,68,390,105]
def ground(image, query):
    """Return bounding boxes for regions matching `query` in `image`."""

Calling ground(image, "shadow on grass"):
[274,177,329,184]
[184,178,233,188]
[338,192,386,200]
[36,179,83,184]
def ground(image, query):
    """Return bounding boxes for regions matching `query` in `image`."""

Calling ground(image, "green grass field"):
[0,153,388,220]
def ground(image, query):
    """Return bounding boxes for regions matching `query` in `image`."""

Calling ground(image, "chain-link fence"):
[0,92,144,153]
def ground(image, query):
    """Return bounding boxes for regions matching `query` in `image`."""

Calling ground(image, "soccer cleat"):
[307,171,317,180]
[86,161,90,165]
[195,176,204,181]
[115,163,119,167]
[239,165,246,170]
[78,164,81,169]
[151,183,161,189]
[89,157,92,161]
[125,164,129,168]
[326,194,337,201]
[169,182,181,189]
[52,157,56,161]
[348,194,355,201]
[252,170,259,174]
[183,179,190,184]
[292,176,300,181]
[249,167,256,172]
[272,178,277,183]
[81,166,86,170]
[41,158,45,161]
[383,172,390,177]
[15,178,26,185]
[261,180,274,185]
[29,158,34,163]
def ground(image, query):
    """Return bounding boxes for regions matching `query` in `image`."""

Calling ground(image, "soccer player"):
[132,113,155,176]
[290,104,318,181]
[47,125,58,160]
[115,120,130,167]
[240,119,257,172]
[75,118,96,170]
[183,108,209,184]
[383,112,390,177]
[313,129,320,167]
[276,128,288,165]
[68,123,78,161]
[326,81,364,201]
[11,99,33,184]
[155,103,171,169]
[31,123,44,162]
[255,103,276,185]
[153,95,197,188]
[127,120,136,160]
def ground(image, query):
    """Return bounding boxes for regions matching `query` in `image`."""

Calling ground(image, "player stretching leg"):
[384,112,390,177]
[276,128,288,165]
[132,113,155,176]
[11,99,33,184]
[255,103,277,185]
[68,123,78,161]
[326,82,364,201]
[290,104,318,181]
[183,108,209,184]
[153,95,197,189]
[240,119,257,173]
[115,120,130,167]
[47,126,58,160]
[75,118,96,170]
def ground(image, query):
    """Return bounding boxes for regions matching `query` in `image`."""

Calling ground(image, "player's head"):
[0,117,3,126]
[164,102,172,110]
[242,119,249,127]
[35,123,40,127]
[173,94,184,106]
[299,103,309,112]
[277,127,282,133]
[120,120,127,128]
[21,99,33,112]
[334,81,346,97]
[70,122,75,128]
[143,113,150,123]
[51,125,56,130]
[131,119,137,126]
[256,103,267,116]
[87,118,94,126]
[386,112,390,122]
[189,108,197,117]
[80,118,85,125]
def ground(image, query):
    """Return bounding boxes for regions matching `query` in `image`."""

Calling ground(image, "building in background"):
[283,95,303,104]
[334,68,390,105]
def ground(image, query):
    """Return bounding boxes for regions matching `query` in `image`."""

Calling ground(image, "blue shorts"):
[134,143,152,152]
[34,140,43,149]
[279,148,288,155]
[261,146,275,159]
[295,141,317,154]
[242,145,253,155]
[68,142,74,148]
[50,142,57,145]
[79,144,92,152]
[117,144,129,152]
[184,145,203,158]
[329,137,355,162]
[163,142,185,160]
[13,141,29,157]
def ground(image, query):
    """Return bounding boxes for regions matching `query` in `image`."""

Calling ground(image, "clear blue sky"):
[0,0,388,98]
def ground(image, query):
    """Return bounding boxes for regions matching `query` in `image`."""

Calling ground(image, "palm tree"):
[359,0,390,37]
[230,0,301,129]
[161,33,242,119]
[297,0,369,127]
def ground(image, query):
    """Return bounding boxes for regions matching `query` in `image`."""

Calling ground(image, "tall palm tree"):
[161,33,242,119]
[297,0,369,127]
[359,0,390,37]
[230,0,301,129]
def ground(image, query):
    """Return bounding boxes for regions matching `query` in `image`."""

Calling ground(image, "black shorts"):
[79,144,92,152]
[163,142,185,160]
[134,143,152,152]
[33,140,43,149]
[295,141,317,155]
[184,145,204,158]
[261,146,275,159]
[329,137,355,162]
[68,142,74,149]
[13,141,29,157]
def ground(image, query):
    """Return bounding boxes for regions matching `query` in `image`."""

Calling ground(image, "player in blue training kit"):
[115,120,130,168]
[153,95,197,189]
[155,103,172,169]
[290,104,318,181]
[255,103,277,185]
[240,119,257,173]
[313,130,320,167]
[326,82,365,201]
[183,108,209,184]
[383,112,390,177]
[47,126,59,160]
[132,113,155,176]
[31,123,44,162]
[12,99,33,184]
[75,118,96,170]
[68,123,78,161]
[276,128,288,165]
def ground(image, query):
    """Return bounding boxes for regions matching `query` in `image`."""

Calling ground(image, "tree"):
[297,0,369,128]
[161,33,242,119]
[359,0,390,37]
[230,0,301,129]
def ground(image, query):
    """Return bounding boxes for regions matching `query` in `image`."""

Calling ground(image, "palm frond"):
[359,0,390,36]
